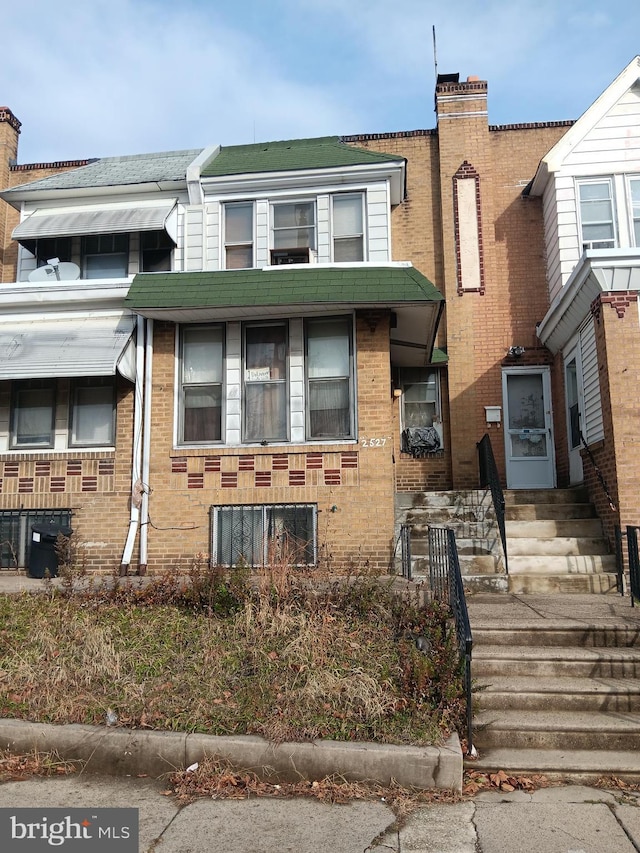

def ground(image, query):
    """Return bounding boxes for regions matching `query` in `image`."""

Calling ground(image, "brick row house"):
[0,55,638,577]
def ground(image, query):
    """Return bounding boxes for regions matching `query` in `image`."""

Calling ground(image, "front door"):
[564,351,584,484]
[502,367,555,489]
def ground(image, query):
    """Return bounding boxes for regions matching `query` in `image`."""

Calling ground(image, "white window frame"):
[10,379,56,449]
[81,234,129,279]
[223,201,254,269]
[577,178,617,250]
[331,192,365,262]
[179,325,225,445]
[271,199,316,262]
[628,176,640,248]
[242,321,289,443]
[69,377,116,448]
[305,316,354,440]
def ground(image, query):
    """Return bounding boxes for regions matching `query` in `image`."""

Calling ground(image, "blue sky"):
[3,0,640,164]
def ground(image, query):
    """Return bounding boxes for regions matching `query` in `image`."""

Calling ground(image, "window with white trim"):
[271,201,316,264]
[332,193,364,261]
[224,202,254,269]
[69,378,115,447]
[630,178,640,247]
[178,317,356,446]
[211,503,317,566]
[305,317,353,439]
[10,380,55,448]
[180,325,224,443]
[243,323,288,442]
[8,377,116,450]
[141,231,173,272]
[82,234,129,278]
[578,180,616,250]
[397,367,443,454]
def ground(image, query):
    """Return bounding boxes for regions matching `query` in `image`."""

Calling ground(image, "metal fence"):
[427,526,474,755]
[616,525,640,605]
[0,509,72,570]
[477,433,508,574]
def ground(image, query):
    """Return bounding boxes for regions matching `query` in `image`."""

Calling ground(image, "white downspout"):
[138,318,153,574]
[120,314,145,574]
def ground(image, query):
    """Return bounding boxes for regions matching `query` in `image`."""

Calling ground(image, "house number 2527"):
[361,437,387,447]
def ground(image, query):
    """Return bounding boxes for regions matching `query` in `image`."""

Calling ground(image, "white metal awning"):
[12,202,178,244]
[0,313,136,381]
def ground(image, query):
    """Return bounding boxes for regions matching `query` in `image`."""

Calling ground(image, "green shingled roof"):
[201,137,403,177]
[126,265,442,311]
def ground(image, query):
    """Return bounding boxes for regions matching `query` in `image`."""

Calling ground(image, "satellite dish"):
[28,262,81,283]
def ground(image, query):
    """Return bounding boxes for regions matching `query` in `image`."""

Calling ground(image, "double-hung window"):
[578,180,616,250]
[305,317,353,439]
[630,178,640,247]
[332,193,364,261]
[70,378,115,447]
[243,323,288,442]
[271,201,315,264]
[82,234,129,279]
[224,202,254,269]
[399,368,441,429]
[10,380,56,448]
[180,326,224,443]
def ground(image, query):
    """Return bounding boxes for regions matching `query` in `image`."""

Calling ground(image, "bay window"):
[305,317,353,439]
[332,193,364,261]
[180,326,224,443]
[243,323,288,442]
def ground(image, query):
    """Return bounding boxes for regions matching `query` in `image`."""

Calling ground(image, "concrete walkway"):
[466,590,640,628]
[1,775,639,852]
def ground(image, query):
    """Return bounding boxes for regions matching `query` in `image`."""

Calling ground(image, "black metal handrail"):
[477,433,508,574]
[614,526,626,597]
[427,526,474,755]
[400,523,412,581]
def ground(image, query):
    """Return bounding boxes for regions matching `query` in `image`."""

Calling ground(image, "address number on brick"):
[360,437,388,447]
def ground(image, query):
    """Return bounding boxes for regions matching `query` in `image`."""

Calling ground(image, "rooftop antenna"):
[432,25,438,82]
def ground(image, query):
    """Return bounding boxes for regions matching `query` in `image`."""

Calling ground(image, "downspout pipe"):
[138,318,153,575]
[120,314,145,574]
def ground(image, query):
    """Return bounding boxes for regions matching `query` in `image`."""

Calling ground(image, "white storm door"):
[503,367,555,489]
[564,351,584,485]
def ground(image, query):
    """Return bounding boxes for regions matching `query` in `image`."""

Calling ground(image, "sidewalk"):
[1,774,639,852]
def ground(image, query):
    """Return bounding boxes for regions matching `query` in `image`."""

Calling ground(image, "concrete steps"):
[503,488,617,595]
[469,602,640,781]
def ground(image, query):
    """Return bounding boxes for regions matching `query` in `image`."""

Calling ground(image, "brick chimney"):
[0,107,21,283]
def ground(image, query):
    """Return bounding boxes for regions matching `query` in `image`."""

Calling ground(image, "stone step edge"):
[465,747,640,780]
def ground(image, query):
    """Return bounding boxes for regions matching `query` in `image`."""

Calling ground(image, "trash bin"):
[28,523,73,579]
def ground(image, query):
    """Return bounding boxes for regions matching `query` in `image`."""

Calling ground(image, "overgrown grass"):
[0,560,465,746]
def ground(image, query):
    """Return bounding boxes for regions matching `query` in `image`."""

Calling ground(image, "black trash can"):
[28,523,73,579]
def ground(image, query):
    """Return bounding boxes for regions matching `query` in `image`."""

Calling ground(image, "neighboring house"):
[0,55,638,576]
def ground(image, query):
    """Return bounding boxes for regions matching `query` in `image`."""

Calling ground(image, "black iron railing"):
[400,523,412,581]
[617,525,640,606]
[477,433,508,574]
[427,526,474,755]
[614,526,627,597]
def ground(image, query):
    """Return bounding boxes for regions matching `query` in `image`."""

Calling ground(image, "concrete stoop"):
[470,618,640,781]
[394,489,507,592]
[504,487,618,595]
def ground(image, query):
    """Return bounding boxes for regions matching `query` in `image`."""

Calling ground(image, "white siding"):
[225,322,242,445]
[289,318,305,442]
[317,195,330,263]
[543,178,562,301]
[204,203,219,270]
[183,206,204,271]
[255,200,269,267]
[579,317,604,444]
[366,185,390,261]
